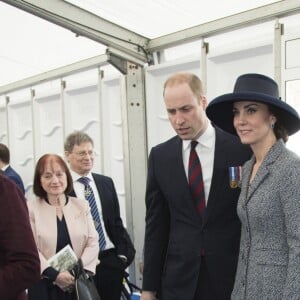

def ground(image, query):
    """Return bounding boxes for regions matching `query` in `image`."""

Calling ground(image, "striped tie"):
[78,177,106,250]
[188,141,206,216]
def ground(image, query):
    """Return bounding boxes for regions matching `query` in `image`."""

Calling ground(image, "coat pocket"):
[255,249,287,299]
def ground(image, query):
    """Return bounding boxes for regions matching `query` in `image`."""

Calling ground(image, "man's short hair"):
[64,131,94,152]
[0,143,10,164]
[163,72,205,102]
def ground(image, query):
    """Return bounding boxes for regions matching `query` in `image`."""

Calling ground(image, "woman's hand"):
[54,271,75,292]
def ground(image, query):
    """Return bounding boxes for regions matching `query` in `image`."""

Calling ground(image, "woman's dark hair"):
[269,106,289,143]
[33,154,73,198]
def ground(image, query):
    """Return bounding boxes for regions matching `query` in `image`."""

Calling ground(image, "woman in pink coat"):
[27,154,99,300]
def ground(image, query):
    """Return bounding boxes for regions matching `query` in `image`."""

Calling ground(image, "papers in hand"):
[48,244,78,272]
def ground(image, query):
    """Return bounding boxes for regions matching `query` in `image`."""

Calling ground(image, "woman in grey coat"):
[206,73,300,300]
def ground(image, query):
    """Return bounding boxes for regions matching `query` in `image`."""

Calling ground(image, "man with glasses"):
[64,131,135,300]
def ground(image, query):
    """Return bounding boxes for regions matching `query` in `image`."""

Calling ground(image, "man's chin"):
[177,134,191,140]
[80,168,92,175]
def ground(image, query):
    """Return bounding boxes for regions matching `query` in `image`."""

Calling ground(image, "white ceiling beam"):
[148,0,300,51]
[1,0,151,63]
[0,54,109,95]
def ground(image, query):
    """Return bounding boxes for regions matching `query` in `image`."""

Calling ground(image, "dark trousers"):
[193,256,218,300]
[94,249,125,300]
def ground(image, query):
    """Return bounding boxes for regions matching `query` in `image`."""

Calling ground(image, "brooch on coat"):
[229,166,242,188]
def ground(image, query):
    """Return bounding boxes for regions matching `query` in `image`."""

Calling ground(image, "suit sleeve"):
[0,176,40,298]
[102,176,135,266]
[142,149,170,292]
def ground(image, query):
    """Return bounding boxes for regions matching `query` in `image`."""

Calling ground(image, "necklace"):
[49,195,66,220]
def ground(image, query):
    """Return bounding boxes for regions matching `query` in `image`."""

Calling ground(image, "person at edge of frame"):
[206,73,300,299]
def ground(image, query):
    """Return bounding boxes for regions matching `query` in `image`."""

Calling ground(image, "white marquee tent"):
[1,0,300,284]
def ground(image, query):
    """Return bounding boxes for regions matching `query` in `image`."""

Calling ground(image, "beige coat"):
[27,196,99,274]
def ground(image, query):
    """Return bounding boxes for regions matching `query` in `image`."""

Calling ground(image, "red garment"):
[0,175,40,299]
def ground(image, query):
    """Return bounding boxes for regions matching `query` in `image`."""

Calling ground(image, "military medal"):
[229,166,242,188]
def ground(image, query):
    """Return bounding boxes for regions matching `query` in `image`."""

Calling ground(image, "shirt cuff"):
[42,267,59,282]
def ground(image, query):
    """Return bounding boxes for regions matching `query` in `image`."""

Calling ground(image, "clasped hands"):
[54,271,75,293]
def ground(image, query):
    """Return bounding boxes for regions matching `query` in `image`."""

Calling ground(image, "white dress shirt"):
[70,170,114,250]
[182,122,216,205]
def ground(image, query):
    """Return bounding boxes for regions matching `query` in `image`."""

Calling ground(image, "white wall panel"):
[205,22,273,101]
[0,97,8,145]
[285,38,300,69]
[64,83,101,172]
[207,45,273,101]
[7,97,34,197]
[282,25,300,156]
[101,75,127,222]
[33,93,63,159]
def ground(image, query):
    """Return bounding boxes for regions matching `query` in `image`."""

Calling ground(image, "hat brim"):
[206,92,300,136]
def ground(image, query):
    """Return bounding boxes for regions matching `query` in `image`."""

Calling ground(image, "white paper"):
[48,244,78,272]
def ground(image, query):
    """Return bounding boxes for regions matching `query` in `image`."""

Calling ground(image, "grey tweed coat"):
[232,139,300,300]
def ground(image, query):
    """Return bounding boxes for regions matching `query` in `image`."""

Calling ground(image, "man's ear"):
[64,151,70,162]
[201,95,208,110]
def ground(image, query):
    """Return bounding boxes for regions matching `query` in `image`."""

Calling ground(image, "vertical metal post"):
[201,41,209,94]
[274,18,283,94]
[121,62,148,286]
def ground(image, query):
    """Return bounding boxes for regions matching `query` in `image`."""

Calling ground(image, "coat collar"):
[242,139,285,202]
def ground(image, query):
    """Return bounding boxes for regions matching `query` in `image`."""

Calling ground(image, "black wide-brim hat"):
[206,73,300,136]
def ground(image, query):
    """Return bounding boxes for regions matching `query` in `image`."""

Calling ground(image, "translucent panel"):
[286,79,300,156]
[285,39,300,69]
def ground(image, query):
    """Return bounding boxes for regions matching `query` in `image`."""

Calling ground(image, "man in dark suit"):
[64,131,135,300]
[0,174,40,300]
[0,143,25,194]
[141,73,251,300]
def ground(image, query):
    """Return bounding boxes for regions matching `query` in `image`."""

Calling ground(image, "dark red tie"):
[188,141,206,215]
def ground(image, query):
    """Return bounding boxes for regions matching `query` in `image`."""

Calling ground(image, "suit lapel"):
[169,137,187,185]
[91,174,108,223]
[245,162,268,202]
[244,140,284,203]
[205,129,228,222]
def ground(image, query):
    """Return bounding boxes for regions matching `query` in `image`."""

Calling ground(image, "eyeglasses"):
[72,150,95,158]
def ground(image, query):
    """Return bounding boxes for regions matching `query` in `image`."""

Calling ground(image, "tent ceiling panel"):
[0,1,106,86]
[66,0,281,38]
[0,0,292,88]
